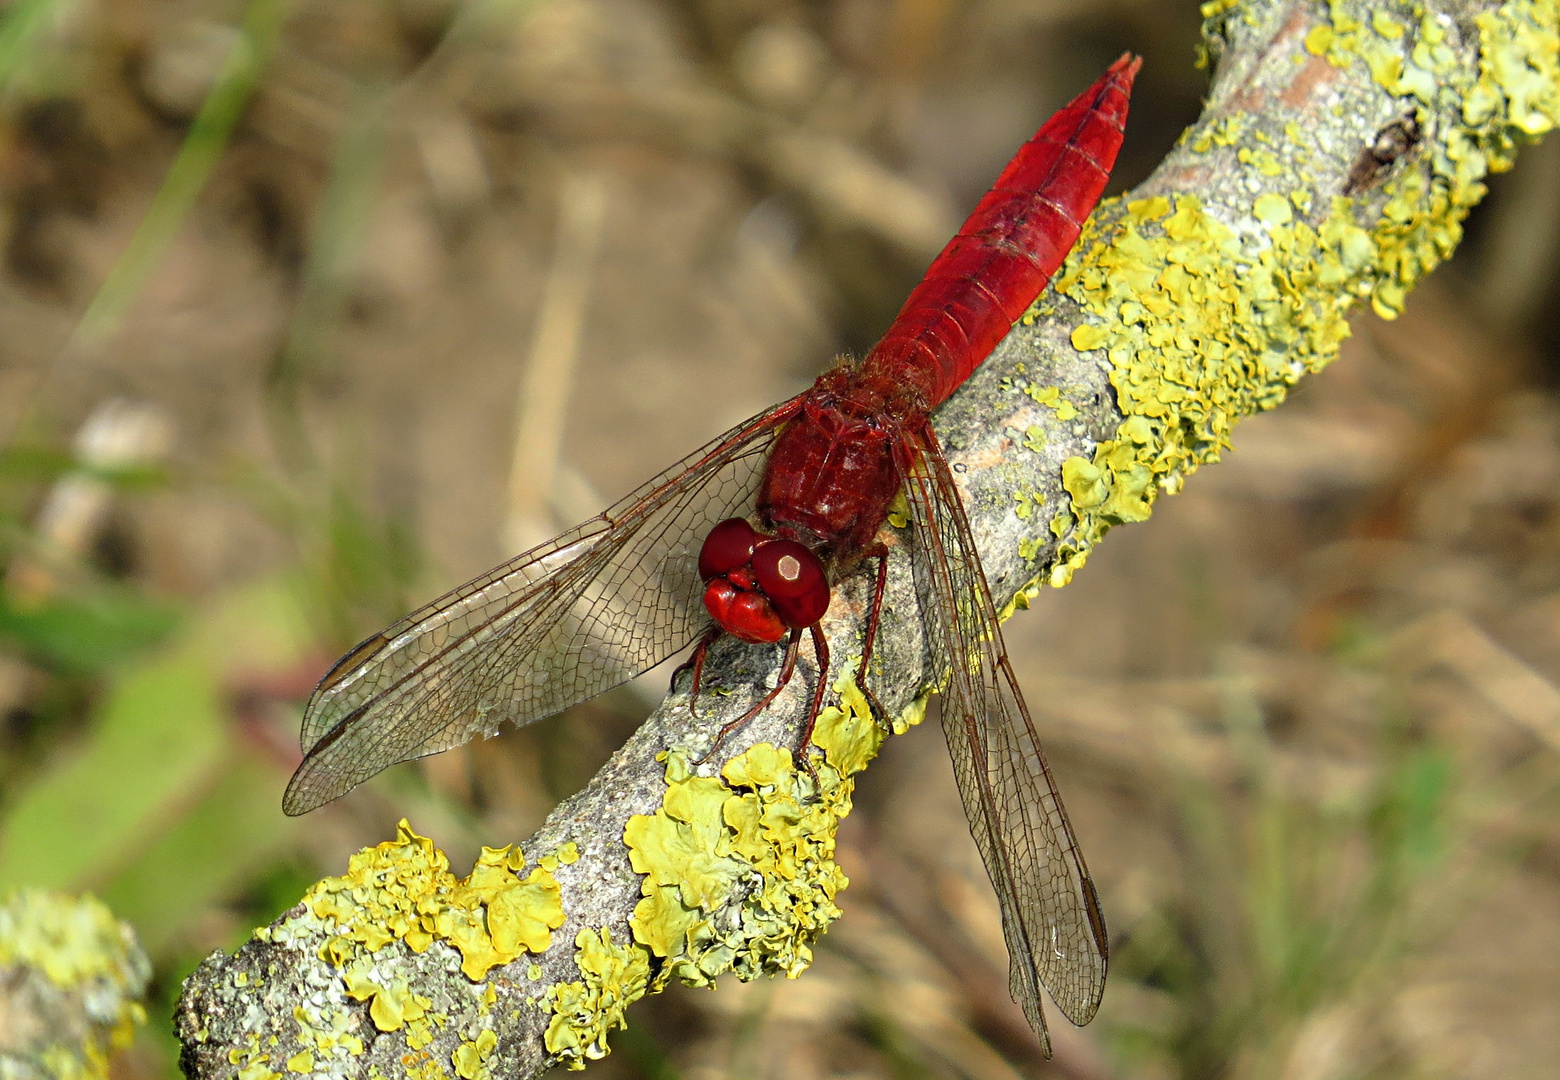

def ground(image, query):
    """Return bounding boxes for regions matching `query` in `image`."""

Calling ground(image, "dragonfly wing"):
[894,425,1109,1052]
[283,396,803,815]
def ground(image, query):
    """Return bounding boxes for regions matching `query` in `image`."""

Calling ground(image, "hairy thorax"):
[757,365,927,566]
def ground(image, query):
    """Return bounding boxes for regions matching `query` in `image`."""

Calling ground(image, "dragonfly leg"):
[696,628,802,764]
[671,626,722,718]
[794,623,830,783]
[854,543,893,733]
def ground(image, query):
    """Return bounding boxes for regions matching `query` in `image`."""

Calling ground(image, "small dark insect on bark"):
[1343,112,1422,194]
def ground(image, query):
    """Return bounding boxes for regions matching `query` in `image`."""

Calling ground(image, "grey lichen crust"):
[177,2,1558,1079]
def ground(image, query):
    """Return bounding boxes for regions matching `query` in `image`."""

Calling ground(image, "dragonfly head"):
[699,518,830,643]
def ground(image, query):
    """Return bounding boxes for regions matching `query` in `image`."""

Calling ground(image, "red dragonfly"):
[285,55,1137,1050]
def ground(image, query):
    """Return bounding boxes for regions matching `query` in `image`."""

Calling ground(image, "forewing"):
[283,397,802,815]
[895,426,1108,1052]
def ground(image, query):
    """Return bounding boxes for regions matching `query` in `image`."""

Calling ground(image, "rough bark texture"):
[176,2,1558,1079]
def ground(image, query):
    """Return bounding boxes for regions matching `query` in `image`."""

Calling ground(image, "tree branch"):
[176,2,1559,1078]
[1,890,150,1079]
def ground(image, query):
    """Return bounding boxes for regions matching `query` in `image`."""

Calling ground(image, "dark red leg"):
[855,544,892,732]
[794,623,831,778]
[671,626,722,718]
[696,628,802,763]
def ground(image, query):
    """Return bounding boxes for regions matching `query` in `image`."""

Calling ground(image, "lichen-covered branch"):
[175,3,1560,1079]
[1,890,150,1080]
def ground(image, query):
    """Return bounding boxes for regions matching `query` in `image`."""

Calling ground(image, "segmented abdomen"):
[863,54,1138,408]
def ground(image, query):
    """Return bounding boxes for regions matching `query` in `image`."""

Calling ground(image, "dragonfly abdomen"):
[862,54,1138,409]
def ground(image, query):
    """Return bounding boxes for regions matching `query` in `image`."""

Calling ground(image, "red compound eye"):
[751,540,830,628]
[699,518,759,581]
[703,578,786,644]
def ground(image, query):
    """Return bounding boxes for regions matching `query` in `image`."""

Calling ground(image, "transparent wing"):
[283,396,803,815]
[895,424,1108,1053]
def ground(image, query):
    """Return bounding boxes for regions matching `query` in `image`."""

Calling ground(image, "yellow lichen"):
[0,890,149,1077]
[1035,0,1559,595]
[543,929,651,1070]
[450,1029,498,1080]
[343,962,431,1033]
[234,1045,282,1080]
[303,821,565,983]
[404,1055,448,1080]
[405,1018,434,1052]
[1239,145,1285,177]
[237,1063,282,1080]
[891,688,932,733]
[1021,382,1081,422]
[1190,111,1249,153]
[0,890,145,997]
[1252,191,1293,224]
[624,666,883,987]
[544,668,884,1067]
[286,995,366,1061]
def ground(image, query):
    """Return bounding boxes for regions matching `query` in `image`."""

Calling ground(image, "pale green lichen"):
[1022,383,1080,421]
[623,739,851,987]
[0,890,147,999]
[450,1029,498,1080]
[231,1033,282,1080]
[1030,0,1559,598]
[403,1056,449,1080]
[543,929,650,1070]
[621,671,880,991]
[0,890,149,1080]
[342,962,429,1033]
[236,823,567,1080]
[304,821,566,986]
[542,668,889,1067]
[288,994,367,1061]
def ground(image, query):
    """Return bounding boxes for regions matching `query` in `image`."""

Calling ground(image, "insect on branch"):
[175,2,1556,1077]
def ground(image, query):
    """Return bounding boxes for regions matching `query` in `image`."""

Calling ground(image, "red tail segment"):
[863,54,1138,408]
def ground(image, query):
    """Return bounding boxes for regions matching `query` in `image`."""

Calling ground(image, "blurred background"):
[1,0,1559,1077]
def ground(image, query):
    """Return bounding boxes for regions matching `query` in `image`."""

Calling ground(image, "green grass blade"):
[0,0,69,91]
[67,0,292,351]
[100,755,300,955]
[0,647,228,891]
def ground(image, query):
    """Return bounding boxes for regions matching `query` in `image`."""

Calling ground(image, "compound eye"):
[751,540,830,628]
[699,518,759,581]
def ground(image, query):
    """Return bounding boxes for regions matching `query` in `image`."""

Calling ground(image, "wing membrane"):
[283,397,802,815]
[895,425,1108,1052]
